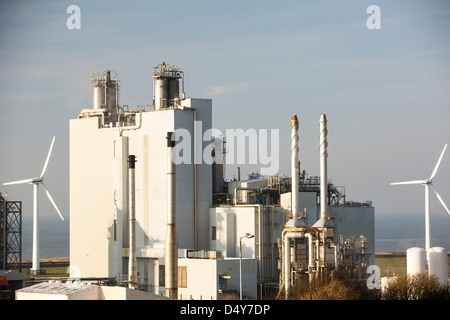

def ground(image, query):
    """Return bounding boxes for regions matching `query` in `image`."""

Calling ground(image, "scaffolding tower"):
[0,192,22,272]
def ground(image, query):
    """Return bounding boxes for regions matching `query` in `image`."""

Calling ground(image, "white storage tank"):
[428,247,448,286]
[407,247,426,275]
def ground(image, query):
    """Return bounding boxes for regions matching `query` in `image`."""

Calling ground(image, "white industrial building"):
[69,63,375,300]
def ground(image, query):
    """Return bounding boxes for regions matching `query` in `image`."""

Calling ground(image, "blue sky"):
[1,0,450,229]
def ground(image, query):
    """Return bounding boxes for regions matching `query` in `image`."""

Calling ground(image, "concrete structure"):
[70,64,213,295]
[209,205,284,282]
[177,257,257,300]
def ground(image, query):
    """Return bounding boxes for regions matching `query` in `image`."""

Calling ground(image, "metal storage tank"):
[153,62,184,110]
[428,247,448,286]
[91,70,119,122]
[406,247,426,275]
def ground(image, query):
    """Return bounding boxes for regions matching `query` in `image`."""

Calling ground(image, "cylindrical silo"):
[153,62,183,110]
[428,247,447,286]
[91,70,119,117]
[407,247,426,275]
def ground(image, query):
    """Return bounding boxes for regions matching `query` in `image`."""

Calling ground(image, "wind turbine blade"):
[40,136,56,178]
[430,184,450,215]
[3,179,31,186]
[390,180,425,185]
[430,144,447,180]
[40,183,64,220]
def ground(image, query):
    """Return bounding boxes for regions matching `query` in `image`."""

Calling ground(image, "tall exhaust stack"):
[313,114,334,229]
[165,132,178,298]
[287,115,305,228]
[128,155,138,288]
[319,114,328,220]
[291,115,299,222]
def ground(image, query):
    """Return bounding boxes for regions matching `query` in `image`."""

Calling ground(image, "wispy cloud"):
[206,82,248,96]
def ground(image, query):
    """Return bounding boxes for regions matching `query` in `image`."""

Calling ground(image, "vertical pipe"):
[258,204,263,281]
[32,183,39,273]
[166,132,178,298]
[306,233,314,271]
[284,234,290,299]
[284,232,304,299]
[425,184,430,252]
[322,229,327,270]
[334,245,338,270]
[193,109,198,251]
[319,114,328,220]
[128,155,137,289]
[291,115,299,223]
[239,237,243,300]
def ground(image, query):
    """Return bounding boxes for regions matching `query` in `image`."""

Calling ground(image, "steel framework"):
[0,193,22,272]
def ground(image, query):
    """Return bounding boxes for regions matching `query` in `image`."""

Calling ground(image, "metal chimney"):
[128,155,138,289]
[286,115,305,228]
[165,132,178,298]
[319,114,327,220]
[313,114,334,229]
[291,115,300,224]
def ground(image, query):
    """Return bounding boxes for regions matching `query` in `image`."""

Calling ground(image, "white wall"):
[177,257,257,300]
[70,117,115,278]
[70,98,213,282]
[209,206,256,259]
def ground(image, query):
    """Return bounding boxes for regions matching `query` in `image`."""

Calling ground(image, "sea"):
[20,214,450,260]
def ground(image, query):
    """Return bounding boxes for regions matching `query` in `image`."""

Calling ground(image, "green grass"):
[376,256,450,277]
[376,256,407,277]
[14,266,70,278]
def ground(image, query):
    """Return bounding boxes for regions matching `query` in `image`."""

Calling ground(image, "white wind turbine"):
[391,144,450,252]
[3,136,64,274]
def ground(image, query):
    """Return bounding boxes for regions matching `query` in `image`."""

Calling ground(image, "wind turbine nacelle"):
[30,178,43,184]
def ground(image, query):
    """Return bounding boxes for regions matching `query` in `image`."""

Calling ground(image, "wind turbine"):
[3,136,64,274]
[390,144,450,252]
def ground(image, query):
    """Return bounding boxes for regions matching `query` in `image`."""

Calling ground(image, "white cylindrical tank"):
[407,247,426,275]
[92,84,105,110]
[428,247,447,286]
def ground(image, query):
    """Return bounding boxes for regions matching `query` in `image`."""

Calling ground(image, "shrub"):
[382,273,449,300]
[286,272,380,300]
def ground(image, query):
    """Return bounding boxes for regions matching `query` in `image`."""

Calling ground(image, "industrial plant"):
[67,62,375,299]
[1,62,376,300]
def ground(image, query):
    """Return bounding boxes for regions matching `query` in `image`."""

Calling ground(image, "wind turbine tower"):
[391,144,450,252]
[3,136,64,274]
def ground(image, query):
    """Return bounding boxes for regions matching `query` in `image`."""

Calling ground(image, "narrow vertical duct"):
[128,155,137,289]
[165,132,178,299]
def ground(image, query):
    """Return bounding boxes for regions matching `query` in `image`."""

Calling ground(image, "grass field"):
[375,254,450,277]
